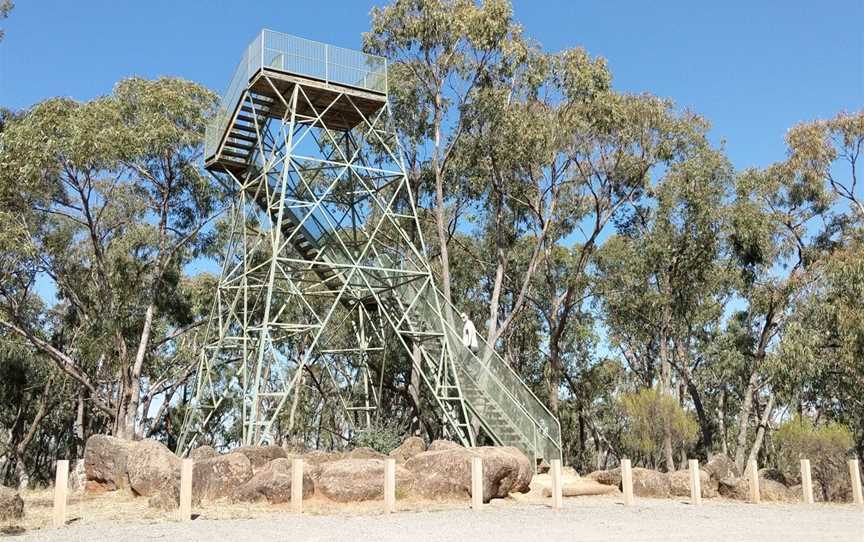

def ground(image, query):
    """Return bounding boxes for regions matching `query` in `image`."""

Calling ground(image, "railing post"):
[800,459,814,505]
[849,459,863,507]
[384,458,396,514]
[53,459,69,528]
[748,459,760,504]
[291,458,304,514]
[471,456,483,510]
[621,459,634,506]
[179,458,193,521]
[550,459,563,510]
[325,44,329,84]
[688,459,702,506]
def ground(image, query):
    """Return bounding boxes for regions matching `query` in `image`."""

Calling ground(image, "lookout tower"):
[180,29,561,466]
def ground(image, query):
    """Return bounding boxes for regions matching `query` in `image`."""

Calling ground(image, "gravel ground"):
[7,496,863,542]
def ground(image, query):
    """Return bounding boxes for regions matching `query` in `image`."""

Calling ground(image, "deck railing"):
[204,29,388,159]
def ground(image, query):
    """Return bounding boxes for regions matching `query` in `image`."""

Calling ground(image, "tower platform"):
[204,29,388,173]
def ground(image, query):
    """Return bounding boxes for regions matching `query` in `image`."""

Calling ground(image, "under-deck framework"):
[178,30,562,465]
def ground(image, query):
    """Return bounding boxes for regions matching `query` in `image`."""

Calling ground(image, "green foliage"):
[0,76,220,441]
[352,419,406,454]
[619,387,699,467]
[0,0,12,41]
[775,415,854,501]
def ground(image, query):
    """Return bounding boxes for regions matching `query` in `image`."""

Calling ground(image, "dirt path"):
[7,496,863,542]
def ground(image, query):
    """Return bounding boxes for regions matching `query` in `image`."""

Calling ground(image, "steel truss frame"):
[178,74,476,451]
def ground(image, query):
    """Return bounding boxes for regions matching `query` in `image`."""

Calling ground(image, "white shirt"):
[462,319,478,349]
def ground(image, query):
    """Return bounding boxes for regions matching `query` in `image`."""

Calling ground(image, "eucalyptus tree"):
[531,91,711,421]
[453,46,611,353]
[364,0,528,312]
[595,147,734,469]
[724,110,862,471]
[0,77,220,440]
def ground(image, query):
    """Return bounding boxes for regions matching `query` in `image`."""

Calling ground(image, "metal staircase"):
[183,29,561,466]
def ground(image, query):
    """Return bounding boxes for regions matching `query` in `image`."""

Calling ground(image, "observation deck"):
[204,29,388,172]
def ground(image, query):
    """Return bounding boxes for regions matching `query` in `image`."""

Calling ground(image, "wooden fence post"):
[800,459,814,505]
[384,458,396,514]
[550,458,563,510]
[471,456,483,510]
[688,459,702,506]
[849,459,863,507]
[748,459,760,504]
[179,458,193,521]
[291,458,304,514]
[621,459,634,506]
[52,459,69,528]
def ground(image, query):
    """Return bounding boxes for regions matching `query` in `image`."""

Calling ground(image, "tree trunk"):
[747,394,775,468]
[431,95,454,325]
[734,369,760,472]
[718,387,728,456]
[659,335,675,472]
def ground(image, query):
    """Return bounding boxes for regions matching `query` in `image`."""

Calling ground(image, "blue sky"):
[1,0,861,172]
[1,1,861,307]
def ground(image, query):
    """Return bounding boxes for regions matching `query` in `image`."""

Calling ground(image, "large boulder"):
[302,450,344,466]
[476,446,533,494]
[0,486,24,522]
[405,446,526,502]
[585,468,621,487]
[630,468,671,498]
[83,435,134,491]
[718,476,796,502]
[190,445,219,462]
[703,454,739,482]
[668,468,718,498]
[301,450,345,481]
[233,458,314,504]
[193,452,253,502]
[69,459,86,493]
[348,446,386,459]
[317,459,413,502]
[428,440,461,452]
[126,439,181,499]
[389,437,426,463]
[232,445,286,472]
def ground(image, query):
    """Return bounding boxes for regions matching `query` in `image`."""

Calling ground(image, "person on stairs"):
[461,311,479,354]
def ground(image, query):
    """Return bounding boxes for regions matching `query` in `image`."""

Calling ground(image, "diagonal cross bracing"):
[182,33,563,468]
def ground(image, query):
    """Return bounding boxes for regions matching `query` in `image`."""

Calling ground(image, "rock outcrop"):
[718,476,796,502]
[585,468,621,487]
[703,454,738,482]
[233,458,314,504]
[668,468,718,498]
[232,445,287,472]
[630,468,672,498]
[126,440,181,500]
[83,435,134,491]
[427,440,461,452]
[347,447,386,460]
[190,445,219,462]
[316,459,413,502]
[0,486,24,521]
[388,437,426,463]
[405,446,530,502]
[193,452,253,502]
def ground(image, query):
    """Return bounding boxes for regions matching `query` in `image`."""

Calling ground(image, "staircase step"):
[228,132,258,143]
[221,147,250,159]
[241,105,271,116]
[236,114,266,125]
